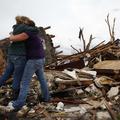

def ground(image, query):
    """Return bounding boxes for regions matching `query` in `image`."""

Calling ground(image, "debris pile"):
[46,39,120,72]
[0,68,120,120]
[0,15,120,119]
[0,39,120,120]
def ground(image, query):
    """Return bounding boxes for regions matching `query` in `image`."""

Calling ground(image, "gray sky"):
[0,0,120,54]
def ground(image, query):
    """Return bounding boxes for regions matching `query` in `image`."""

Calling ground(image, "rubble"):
[0,18,120,119]
[0,67,119,120]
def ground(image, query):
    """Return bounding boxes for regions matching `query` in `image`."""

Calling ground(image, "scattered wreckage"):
[0,40,120,120]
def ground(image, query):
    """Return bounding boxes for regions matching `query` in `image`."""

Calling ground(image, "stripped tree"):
[78,27,95,52]
[105,14,116,42]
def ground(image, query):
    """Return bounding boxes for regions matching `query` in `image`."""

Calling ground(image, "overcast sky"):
[0,0,120,54]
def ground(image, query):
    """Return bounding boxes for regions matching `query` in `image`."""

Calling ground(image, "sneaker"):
[17,105,30,117]
[6,101,15,112]
[8,101,13,107]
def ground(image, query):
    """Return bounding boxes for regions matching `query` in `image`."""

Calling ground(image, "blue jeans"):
[13,58,50,109]
[0,55,27,91]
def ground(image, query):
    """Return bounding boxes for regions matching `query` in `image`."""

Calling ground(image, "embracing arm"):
[9,32,29,42]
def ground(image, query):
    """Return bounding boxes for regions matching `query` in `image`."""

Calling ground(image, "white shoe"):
[8,101,13,106]
[6,101,15,111]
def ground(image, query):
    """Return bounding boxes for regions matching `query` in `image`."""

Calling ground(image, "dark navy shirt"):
[8,24,29,56]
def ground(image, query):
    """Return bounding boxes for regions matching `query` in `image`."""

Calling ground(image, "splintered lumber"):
[0,50,7,75]
[0,38,10,48]
[54,58,85,70]
[50,86,84,98]
[110,82,120,86]
[49,97,89,104]
[92,40,105,49]
[76,69,96,79]
[94,60,120,70]
[49,34,55,38]
[54,45,60,49]
[93,60,120,76]
[50,113,83,119]
[50,70,74,80]
[93,60,120,75]
[58,39,119,62]
[55,51,63,56]
[47,39,120,70]
[55,78,93,86]
[103,98,117,120]
[43,26,51,30]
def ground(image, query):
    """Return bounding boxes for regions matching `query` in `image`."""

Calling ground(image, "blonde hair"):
[15,16,23,24]
[15,16,35,26]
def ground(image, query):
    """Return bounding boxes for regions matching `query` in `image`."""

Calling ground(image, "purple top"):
[25,28,45,59]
